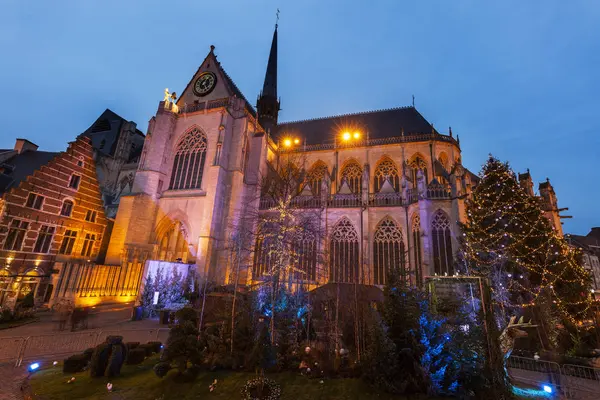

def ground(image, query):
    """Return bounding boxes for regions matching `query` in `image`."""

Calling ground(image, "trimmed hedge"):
[126,348,146,365]
[138,343,155,356]
[147,341,162,353]
[126,342,140,350]
[83,348,94,362]
[63,354,89,373]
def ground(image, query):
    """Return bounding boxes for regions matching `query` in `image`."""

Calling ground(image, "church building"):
[104,26,564,291]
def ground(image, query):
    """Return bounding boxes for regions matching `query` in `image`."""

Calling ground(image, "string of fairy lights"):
[461,157,593,326]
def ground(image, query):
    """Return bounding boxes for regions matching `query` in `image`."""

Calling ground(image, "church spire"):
[257,21,280,135]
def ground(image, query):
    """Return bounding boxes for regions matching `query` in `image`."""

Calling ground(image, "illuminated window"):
[34,225,55,253]
[60,200,74,217]
[81,233,96,257]
[373,217,406,285]
[329,218,359,283]
[169,127,208,190]
[374,157,400,192]
[26,193,44,210]
[3,219,28,251]
[59,230,77,255]
[340,160,362,194]
[431,210,453,275]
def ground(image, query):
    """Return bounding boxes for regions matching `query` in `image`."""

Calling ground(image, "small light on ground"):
[29,362,40,372]
[542,385,552,394]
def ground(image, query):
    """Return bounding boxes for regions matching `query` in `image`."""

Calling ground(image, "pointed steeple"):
[257,24,280,135]
[262,25,278,98]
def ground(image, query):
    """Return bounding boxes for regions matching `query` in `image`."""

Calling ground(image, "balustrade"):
[258,186,454,210]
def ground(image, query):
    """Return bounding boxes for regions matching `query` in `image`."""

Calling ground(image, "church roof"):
[0,150,58,193]
[80,109,145,157]
[277,106,439,145]
[219,61,257,117]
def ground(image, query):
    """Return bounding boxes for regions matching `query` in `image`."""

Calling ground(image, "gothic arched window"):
[157,222,191,262]
[373,217,406,285]
[340,160,362,194]
[293,231,317,281]
[412,215,423,286]
[431,210,453,275]
[253,236,274,278]
[408,155,428,186]
[329,218,359,283]
[374,157,400,192]
[169,127,208,190]
[306,161,328,197]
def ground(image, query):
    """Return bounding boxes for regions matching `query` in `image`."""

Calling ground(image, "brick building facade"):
[0,137,108,308]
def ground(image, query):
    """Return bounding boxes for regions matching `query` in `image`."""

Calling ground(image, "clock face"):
[193,72,217,96]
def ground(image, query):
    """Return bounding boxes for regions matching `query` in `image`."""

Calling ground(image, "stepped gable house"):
[0,137,108,308]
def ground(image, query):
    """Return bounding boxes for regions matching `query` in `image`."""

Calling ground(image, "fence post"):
[16,336,30,367]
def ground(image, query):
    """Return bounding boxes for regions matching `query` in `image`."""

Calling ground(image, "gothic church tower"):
[106,29,278,283]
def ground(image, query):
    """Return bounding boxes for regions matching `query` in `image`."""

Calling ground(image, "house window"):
[431,210,453,275]
[81,233,96,257]
[25,193,44,210]
[60,200,74,217]
[3,219,29,251]
[329,218,360,283]
[34,225,55,253]
[169,127,207,190]
[373,217,406,285]
[69,175,81,189]
[59,230,77,255]
[77,157,84,167]
[85,210,97,223]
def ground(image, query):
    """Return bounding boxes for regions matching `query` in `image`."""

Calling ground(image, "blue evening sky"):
[1,1,598,234]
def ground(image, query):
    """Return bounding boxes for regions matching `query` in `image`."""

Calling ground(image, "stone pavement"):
[0,362,28,400]
[0,305,169,399]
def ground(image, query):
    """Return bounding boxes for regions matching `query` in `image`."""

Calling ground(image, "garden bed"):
[27,355,438,400]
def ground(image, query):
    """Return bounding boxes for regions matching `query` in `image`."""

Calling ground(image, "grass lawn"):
[28,355,436,400]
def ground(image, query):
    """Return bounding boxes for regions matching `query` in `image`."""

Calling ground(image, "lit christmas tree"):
[460,156,592,327]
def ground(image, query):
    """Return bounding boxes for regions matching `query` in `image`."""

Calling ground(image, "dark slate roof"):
[0,149,11,153]
[80,109,145,157]
[0,150,58,193]
[276,106,439,145]
[216,60,257,117]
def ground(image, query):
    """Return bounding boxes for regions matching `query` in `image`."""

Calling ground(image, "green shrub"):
[90,336,127,378]
[126,348,146,365]
[126,342,140,350]
[63,354,89,373]
[138,343,155,356]
[82,348,94,362]
[154,361,171,378]
[147,341,162,353]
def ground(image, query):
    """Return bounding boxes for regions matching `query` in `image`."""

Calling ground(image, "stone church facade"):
[104,26,565,291]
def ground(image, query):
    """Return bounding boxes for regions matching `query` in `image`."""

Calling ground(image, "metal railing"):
[508,355,600,399]
[0,328,170,367]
